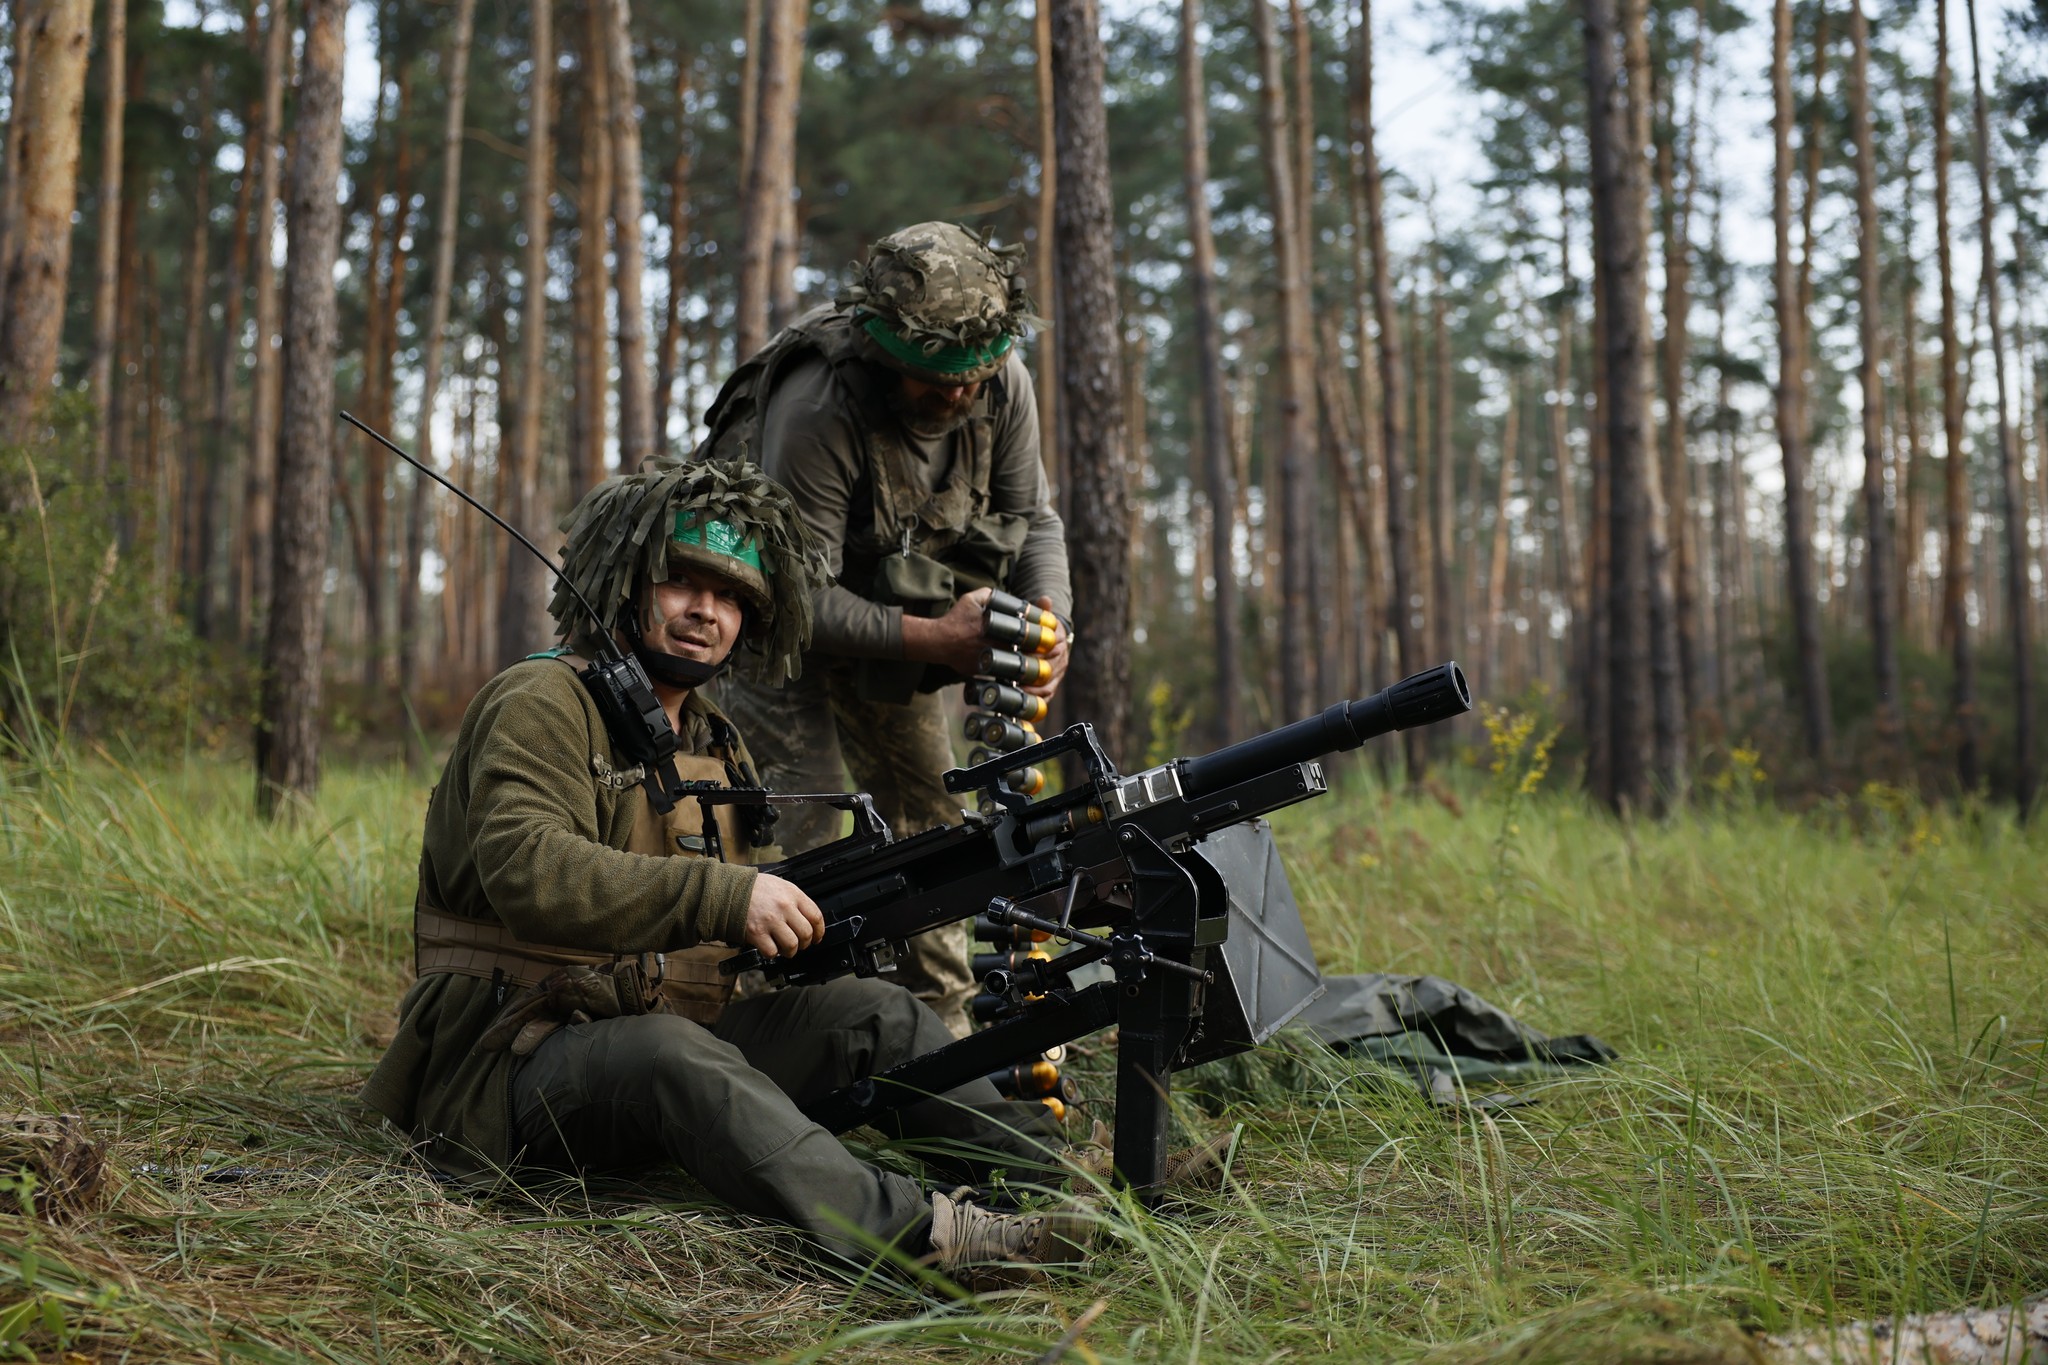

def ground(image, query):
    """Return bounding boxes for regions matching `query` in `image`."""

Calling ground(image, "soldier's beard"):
[887,378,977,438]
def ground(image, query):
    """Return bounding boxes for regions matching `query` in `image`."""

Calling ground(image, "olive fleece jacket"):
[360,659,759,1178]
[758,348,1071,659]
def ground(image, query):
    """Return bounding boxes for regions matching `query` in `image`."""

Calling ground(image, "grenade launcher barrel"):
[1177,663,1471,800]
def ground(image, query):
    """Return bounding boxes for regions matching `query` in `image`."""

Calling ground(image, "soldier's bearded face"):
[890,375,982,437]
[644,566,745,672]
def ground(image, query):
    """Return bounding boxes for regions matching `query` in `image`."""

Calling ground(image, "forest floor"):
[0,737,2042,1363]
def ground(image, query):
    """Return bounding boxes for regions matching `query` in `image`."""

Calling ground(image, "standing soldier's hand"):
[900,587,995,678]
[1019,595,1072,700]
[743,874,826,958]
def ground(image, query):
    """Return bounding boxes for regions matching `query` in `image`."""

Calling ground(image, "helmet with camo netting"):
[552,460,830,685]
[838,221,1041,385]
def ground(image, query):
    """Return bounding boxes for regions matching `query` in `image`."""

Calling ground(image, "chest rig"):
[413,659,769,1026]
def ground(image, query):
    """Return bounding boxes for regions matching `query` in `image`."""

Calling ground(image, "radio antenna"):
[339,411,619,661]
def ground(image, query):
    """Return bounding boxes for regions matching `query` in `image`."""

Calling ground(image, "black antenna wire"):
[338,410,620,662]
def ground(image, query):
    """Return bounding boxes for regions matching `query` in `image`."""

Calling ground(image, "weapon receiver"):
[704,662,1471,1199]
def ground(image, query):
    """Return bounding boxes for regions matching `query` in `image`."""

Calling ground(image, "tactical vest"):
[696,307,1033,701]
[412,661,763,1026]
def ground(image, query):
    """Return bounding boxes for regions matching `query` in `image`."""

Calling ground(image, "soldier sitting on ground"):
[359,460,1087,1284]
[709,222,1073,1041]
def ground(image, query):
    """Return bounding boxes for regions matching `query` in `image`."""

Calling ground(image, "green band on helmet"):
[673,514,764,572]
[862,317,1013,376]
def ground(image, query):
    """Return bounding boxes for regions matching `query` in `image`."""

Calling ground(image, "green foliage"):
[0,399,250,759]
[0,755,2040,1359]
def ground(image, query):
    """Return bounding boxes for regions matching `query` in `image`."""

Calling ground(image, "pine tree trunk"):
[1771,0,1832,762]
[736,0,761,202]
[1899,110,1929,653]
[604,0,654,472]
[239,0,291,640]
[0,0,41,317]
[735,0,802,363]
[653,52,691,443]
[103,106,138,531]
[499,0,554,666]
[1933,0,1977,789]
[196,30,262,643]
[574,0,613,494]
[255,0,346,817]
[1034,0,1059,492]
[401,0,477,703]
[1848,0,1902,749]
[1627,0,1683,806]
[178,102,213,609]
[1050,0,1131,761]
[1179,0,1242,745]
[1487,380,1518,684]
[87,0,125,467]
[1342,11,1386,701]
[1966,0,2036,816]
[1286,0,1314,280]
[1654,42,1702,750]
[1251,0,1317,725]
[1358,0,1422,777]
[1584,0,1655,814]
[0,0,90,452]
[1430,244,1454,674]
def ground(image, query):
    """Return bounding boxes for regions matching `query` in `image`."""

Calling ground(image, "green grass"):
[0,743,2041,1362]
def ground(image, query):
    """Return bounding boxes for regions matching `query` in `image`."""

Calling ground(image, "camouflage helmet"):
[552,459,830,685]
[839,221,1039,386]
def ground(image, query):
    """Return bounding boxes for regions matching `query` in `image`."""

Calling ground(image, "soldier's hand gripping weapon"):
[709,661,1471,1199]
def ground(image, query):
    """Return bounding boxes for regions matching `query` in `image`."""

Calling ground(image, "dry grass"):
[0,735,2041,1362]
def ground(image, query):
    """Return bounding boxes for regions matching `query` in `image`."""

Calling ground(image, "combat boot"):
[927,1189,1091,1291]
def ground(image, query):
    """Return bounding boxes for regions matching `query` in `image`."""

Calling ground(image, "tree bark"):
[1178,0,1242,745]
[177,92,213,607]
[87,0,124,465]
[197,39,261,643]
[1966,0,2035,816]
[1653,13,1704,752]
[734,0,802,363]
[1583,0,1654,814]
[1487,379,1519,684]
[0,0,41,318]
[653,51,691,444]
[0,0,89,450]
[1934,0,1978,789]
[238,0,291,640]
[1848,0,1902,748]
[498,0,554,665]
[1771,0,1832,762]
[256,0,345,817]
[1429,236,1454,676]
[1286,0,1314,279]
[573,0,613,493]
[1898,105,1928,653]
[1551,170,1585,654]
[402,0,478,703]
[604,0,655,472]
[1343,21,1388,702]
[1251,0,1317,725]
[1359,0,1422,776]
[1049,0,1130,762]
[1034,0,1058,493]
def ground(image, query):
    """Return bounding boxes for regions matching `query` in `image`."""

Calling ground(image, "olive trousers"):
[508,976,1057,1263]
[715,664,976,1037]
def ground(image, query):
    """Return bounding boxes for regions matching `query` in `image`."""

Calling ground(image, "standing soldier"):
[707,222,1072,1039]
